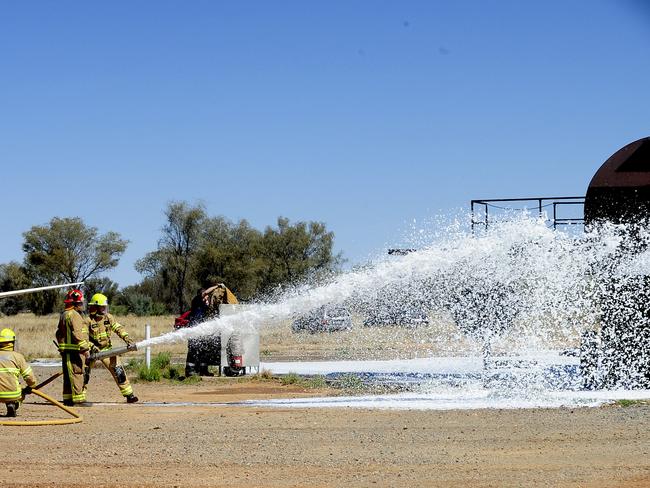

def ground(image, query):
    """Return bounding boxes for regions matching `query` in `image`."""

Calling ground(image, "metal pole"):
[471,201,475,233]
[145,323,151,369]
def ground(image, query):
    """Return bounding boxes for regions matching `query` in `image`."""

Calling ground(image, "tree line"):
[0,201,343,316]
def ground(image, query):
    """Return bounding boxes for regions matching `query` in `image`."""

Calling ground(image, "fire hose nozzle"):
[89,343,138,362]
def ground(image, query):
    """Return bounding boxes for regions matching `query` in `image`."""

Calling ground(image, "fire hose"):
[89,343,138,362]
[84,344,138,387]
[0,373,82,426]
[2,345,139,426]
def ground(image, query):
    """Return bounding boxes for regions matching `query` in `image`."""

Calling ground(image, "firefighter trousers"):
[61,352,87,404]
[93,354,133,397]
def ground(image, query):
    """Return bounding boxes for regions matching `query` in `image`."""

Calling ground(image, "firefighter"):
[0,328,37,417]
[185,287,213,376]
[184,284,243,377]
[86,293,138,403]
[56,289,91,406]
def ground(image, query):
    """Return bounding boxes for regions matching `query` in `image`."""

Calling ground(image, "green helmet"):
[0,328,16,343]
[88,293,109,307]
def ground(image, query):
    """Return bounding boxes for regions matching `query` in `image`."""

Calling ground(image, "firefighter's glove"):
[125,337,135,347]
[22,386,32,396]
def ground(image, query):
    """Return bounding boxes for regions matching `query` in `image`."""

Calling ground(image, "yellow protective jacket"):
[0,345,37,401]
[87,313,131,351]
[56,309,90,353]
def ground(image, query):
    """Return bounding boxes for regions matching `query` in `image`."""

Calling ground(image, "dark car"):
[363,304,430,327]
[291,305,353,333]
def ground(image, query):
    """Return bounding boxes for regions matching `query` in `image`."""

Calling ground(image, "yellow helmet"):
[0,328,16,343]
[88,293,109,307]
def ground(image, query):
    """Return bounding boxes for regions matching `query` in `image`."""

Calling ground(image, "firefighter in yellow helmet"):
[0,328,37,417]
[87,293,138,403]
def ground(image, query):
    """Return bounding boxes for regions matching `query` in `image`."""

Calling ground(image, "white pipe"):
[145,323,151,369]
[0,282,84,299]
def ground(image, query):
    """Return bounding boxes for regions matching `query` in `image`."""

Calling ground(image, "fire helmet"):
[64,289,84,304]
[88,293,109,307]
[0,328,16,343]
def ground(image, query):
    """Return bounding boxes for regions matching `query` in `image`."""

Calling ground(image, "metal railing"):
[471,196,585,232]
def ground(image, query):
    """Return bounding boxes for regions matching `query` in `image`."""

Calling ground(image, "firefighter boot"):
[126,394,139,403]
[6,402,18,417]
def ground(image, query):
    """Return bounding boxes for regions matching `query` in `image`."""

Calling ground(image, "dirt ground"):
[1,366,648,488]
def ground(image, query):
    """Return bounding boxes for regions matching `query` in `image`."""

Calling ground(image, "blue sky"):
[1,1,649,286]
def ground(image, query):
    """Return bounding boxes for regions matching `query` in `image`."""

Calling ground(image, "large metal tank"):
[581,137,650,388]
[585,137,650,225]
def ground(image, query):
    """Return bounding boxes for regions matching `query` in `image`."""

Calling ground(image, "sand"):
[1,366,648,487]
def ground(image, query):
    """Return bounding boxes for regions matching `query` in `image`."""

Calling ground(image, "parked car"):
[291,305,353,333]
[363,305,430,327]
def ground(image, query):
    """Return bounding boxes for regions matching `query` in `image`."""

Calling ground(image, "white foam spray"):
[139,214,649,355]
[133,213,650,406]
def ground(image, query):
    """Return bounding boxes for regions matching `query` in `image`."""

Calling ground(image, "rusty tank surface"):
[584,136,650,225]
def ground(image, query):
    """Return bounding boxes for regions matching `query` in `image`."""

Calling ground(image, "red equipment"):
[174,311,191,329]
[64,289,84,304]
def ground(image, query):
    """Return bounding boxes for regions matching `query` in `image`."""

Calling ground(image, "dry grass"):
[259,315,481,361]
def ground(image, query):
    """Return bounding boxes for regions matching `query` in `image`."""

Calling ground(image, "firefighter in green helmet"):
[86,293,138,403]
[0,328,37,417]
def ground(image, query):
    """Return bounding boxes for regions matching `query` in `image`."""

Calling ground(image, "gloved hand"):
[22,386,32,396]
[125,337,135,347]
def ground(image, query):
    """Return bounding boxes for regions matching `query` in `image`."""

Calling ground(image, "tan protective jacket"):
[204,284,239,311]
[0,346,37,401]
[87,313,131,351]
[56,308,90,353]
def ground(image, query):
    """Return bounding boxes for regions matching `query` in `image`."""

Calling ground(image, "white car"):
[291,306,353,333]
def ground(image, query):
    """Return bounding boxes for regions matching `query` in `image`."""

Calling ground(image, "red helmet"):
[64,289,84,304]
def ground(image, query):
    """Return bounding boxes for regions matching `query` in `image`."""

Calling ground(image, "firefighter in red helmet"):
[55,289,91,406]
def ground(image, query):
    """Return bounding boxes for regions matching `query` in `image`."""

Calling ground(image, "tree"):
[194,217,264,300]
[0,262,31,315]
[22,217,128,284]
[134,203,344,310]
[84,276,120,303]
[136,201,206,314]
[259,217,344,293]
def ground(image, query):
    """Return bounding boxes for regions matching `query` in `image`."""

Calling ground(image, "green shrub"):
[150,302,169,316]
[125,357,142,371]
[615,399,647,407]
[304,375,327,389]
[162,363,184,380]
[110,304,129,316]
[259,368,273,380]
[250,368,274,381]
[181,373,202,384]
[280,372,302,385]
[138,364,161,381]
[131,352,191,383]
[151,351,171,369]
